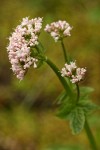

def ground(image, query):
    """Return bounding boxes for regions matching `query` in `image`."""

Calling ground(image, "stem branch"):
[45,57,72,96]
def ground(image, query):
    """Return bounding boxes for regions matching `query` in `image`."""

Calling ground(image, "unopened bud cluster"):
[44,20,72,42]
[61,61,86,83]
[7,17,42,80]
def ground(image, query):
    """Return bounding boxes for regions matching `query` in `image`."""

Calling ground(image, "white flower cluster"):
[44,20,72,42]
[61,61,86,83]
[7,17,43,80]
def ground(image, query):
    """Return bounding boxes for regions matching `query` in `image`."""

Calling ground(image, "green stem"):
[61,40,69,63]
[85,120,98,150]
[76,83,80,103]
[45,57,72,96]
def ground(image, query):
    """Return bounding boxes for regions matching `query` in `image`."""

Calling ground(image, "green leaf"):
[56,97,75,119]
[56,92,76,119]
[80,87,94,94]
[78,100,99,115]
[55,91,68,104]
[69,107,85,134]
[80,86,94,100]
[80,86,94,95]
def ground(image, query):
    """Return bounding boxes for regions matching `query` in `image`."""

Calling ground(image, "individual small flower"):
[44,20,72,42]
[7,17,43,80]
[61,61,86,83]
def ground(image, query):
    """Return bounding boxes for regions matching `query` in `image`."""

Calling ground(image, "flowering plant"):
[7,17,99,150]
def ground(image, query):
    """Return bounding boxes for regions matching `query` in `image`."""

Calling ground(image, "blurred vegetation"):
[0,0,100,149]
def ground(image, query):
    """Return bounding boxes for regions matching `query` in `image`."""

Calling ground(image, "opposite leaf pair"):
[57,87,98,134]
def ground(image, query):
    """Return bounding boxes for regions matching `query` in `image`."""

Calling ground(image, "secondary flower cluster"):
[44,20,72,42]
[7,17,42,80]
[61,61,86,83]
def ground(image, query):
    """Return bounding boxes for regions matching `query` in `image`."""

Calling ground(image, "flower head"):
[44,20,72,42]
[61,61,86,83]
[7,17,43,80]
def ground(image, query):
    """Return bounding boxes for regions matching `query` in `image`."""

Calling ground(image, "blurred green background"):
[0,0,100,149]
